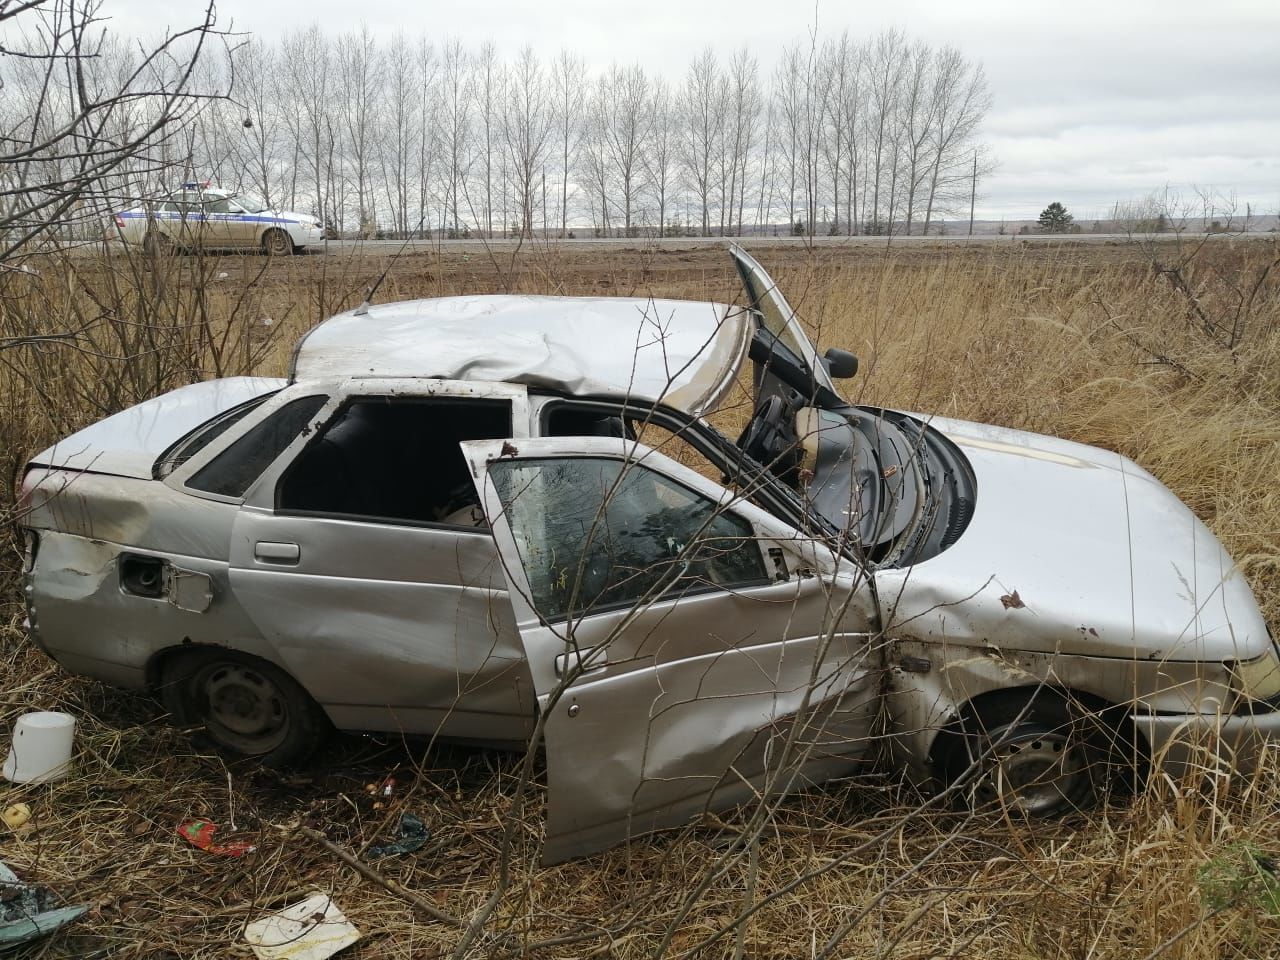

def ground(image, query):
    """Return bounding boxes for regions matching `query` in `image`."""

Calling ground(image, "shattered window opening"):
[490,456,770,622]
[278,397,511,527]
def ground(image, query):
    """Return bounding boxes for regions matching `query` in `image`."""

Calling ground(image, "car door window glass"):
[204,198,231,214]
[187,395,327,498]
[489,457,769,621]
[278,398,511,527]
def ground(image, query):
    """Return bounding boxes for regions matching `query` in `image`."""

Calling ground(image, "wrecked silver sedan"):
[18,247,1280,862]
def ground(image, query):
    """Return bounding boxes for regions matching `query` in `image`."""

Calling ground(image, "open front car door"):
[463,435,882,864]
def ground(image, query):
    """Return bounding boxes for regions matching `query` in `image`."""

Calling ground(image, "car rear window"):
[186,396,327,498]
[154,392,280,479]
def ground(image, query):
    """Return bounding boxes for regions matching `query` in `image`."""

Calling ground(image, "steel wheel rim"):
[266,231,289,255]
[197,662,289,754]
[972,723,1089,815]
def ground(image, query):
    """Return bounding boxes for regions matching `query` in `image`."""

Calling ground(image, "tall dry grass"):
[0,237,1277,958]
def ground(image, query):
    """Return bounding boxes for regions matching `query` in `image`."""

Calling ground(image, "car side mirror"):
[823,348,858,380]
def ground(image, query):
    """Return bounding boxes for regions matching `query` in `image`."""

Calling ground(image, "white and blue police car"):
[112,182,324,255]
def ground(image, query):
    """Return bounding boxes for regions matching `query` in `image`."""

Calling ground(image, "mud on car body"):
[19,247,1280,863]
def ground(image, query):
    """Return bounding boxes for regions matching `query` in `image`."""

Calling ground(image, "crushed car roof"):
[290,295,753,417]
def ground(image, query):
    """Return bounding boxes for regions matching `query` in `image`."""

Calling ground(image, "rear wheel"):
[143,230,173,257]
[160,650,327,766]
[934,691,1119,816]
[261,229,294,256]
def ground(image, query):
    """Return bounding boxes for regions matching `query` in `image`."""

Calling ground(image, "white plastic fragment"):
[243,891,360,960]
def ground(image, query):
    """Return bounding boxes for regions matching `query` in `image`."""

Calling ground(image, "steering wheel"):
[736,395,797,471]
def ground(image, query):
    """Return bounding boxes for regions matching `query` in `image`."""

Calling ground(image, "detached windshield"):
[234,194,269,213]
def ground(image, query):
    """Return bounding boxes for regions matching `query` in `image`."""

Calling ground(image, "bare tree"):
[642,78,677,236]
[863,29,905,234]
[920,47,990,234]
[895,40,939,235]
[679,48,725,236]
[281,25,338,228]
[475,42,502,237]
[601,63,651,236]
[231,39,283,207]
[438,38,472,236]
[580,74,612,235]
[499,46,553,238]
[336,24,382,237]
[379,32,422,236]
[722,48,760,235]
[550,50,585,237]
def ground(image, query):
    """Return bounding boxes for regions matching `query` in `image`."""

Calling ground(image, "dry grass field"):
[1,237,1278,958]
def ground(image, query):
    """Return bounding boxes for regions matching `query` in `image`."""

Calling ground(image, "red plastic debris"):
[176,819,257,857]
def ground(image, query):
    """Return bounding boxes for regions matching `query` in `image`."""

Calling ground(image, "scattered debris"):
[368,813,430,860]
[2,803,31,830]
[176,818,257,857]
[0,861,88,946]
[999,590,1025,610]
[299,825,462,929]
[243,891,359,960]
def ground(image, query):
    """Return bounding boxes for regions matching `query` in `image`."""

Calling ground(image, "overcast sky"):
[105,0,1279,221]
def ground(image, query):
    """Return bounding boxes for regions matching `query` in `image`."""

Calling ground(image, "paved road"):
[311,232,1248,254]
[53,230,1270,259]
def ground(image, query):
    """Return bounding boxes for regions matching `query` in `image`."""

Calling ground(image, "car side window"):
[186,396,327,498]
[489,456,769,622]
[205,197,231,214]
[155,392,280,479]
[277,397,512,527]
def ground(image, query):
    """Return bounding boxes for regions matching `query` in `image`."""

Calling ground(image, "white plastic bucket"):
[3,712,75,784]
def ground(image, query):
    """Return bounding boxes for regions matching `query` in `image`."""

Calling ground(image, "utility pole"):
[968,150,977,236]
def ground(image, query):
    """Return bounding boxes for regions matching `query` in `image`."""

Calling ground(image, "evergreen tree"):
[1038,202,1073,233]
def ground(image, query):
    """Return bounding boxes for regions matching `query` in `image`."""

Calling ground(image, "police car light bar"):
[180,180,212,190]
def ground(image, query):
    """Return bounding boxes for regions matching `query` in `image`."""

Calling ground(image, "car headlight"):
[1229,648,1280,713]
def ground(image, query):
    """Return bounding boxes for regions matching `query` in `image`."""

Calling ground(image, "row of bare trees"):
[2,4,991,243]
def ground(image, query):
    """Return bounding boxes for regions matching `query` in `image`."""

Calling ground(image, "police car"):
[111,182,324,255]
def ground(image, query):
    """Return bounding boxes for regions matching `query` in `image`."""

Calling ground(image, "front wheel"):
[261,228,294,257]
[160,650,328,766]
[933,691,1121,816]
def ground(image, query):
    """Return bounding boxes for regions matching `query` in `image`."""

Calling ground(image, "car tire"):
[160,649,328,767]
[262,229,294,257]
[933,690,1120,816]
[143,230,173,257]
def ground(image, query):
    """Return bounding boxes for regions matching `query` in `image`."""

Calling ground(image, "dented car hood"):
[29,378,285,480]
[877,414,1271,664]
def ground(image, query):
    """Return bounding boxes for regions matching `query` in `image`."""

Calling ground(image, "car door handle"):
[554,648,607,679]
[254,541,300,564]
